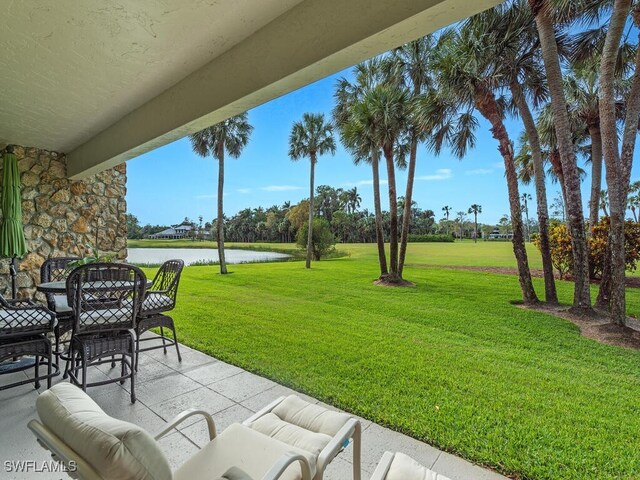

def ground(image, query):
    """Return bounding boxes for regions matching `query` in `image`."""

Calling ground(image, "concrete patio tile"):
[208,370,277,402]
[132,372,202,406]
[183,360,242,385]
[149,346,217,372]
[156,430,199,471]
[239,383,304,412]
[0,371,35,401]
[98,354,176,384]
[153,386,235,428]
[91,388,167,434]
[431,451,507,480]
[181,403,254,448]
[353,423,442,474]
[322,454,372,480]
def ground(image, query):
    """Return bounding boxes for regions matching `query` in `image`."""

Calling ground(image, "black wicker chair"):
[66,263,146,403]
[0,296,58,390]
[135,259,184,371]
[40,256,80,355]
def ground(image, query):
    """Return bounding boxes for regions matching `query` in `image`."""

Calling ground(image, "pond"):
[127,248,291,266]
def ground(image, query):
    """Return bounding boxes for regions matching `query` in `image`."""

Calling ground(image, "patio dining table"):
[37,279,153,294]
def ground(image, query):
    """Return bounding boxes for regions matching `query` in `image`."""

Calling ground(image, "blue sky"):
[127,67,640,227]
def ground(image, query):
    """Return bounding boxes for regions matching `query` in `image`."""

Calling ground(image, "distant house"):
[147,223,211,240]
[488,228,513,240]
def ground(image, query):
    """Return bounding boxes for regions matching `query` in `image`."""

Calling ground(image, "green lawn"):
[138,241,640,479]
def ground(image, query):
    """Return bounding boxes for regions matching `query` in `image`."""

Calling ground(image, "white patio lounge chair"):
[243,395,362,480]
[370,451,452,480]
[28,383,314,480]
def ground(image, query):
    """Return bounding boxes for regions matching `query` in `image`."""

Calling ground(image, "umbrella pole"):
[10,256,17,299]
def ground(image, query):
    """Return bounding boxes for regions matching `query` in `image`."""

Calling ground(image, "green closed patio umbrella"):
[0,146,27,298]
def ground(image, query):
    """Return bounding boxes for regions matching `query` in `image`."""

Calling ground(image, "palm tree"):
[416,27,538,304]
[289,113,336,269]
[385,36,435,277]
[600,189,609,217]
[595,0,640,323]
[628,181,640,222]
[521,193,532,241]
[469,1,558,303]
[527,0,591,312]
[442,205,452,221]
[468,204,482,242]
[189,113,253,274]
[334,60,388,276]
[456,211,467,240]
[345,187,362,214]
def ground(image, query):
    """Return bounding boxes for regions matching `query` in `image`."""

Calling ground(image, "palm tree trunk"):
[217,152,227,274]
[306,155,316,269]
[510,81,558,304]
[476,91,538,304]
[383,144,400,280]
[371,150,388,276]
[597,0,633,323]
[530,0,591,312]
[588,126,603,231]
[398,133,418,277]
[474,214,478,243]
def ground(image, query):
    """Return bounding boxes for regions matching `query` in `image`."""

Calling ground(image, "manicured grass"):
[141,242,640,480]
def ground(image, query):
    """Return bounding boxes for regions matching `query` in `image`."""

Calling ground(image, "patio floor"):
[1,334,508,480]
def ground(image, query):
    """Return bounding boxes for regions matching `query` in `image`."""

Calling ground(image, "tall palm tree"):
[289,113,336,269]
[346,187,362,214]
[417,27,538,304]
[527,0,591,312]
[334,60,388,276]
[469,1,558,303]
[595,0,640,323]
[385,36,435,277]
[468,204,482,242]
[362,84,410,282]
[442,205,452,221]
[189,113,253,274]
[521,193,532,241]
[628,181,640,222]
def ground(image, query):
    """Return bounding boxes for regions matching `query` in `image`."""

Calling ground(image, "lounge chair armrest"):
[242,396,287,426]
[370,451,395,480]
[317,418,361,474]
[153,409,217,441]
[261,451,312,480]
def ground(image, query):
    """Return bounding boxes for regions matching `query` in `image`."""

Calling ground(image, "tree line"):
[184,0,638,324]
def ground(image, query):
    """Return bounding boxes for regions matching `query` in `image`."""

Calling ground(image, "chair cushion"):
[53,294,72,313]
[36,383,172,480]
[0,308,55,331]
[250,413,332,459]
[386,452,451,480]
[272,395,351,437]
[216,466,253,480]
[174,423,316,480]
[141,293,173,313]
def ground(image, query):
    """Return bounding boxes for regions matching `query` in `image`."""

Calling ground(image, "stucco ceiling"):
[0,0,302,152]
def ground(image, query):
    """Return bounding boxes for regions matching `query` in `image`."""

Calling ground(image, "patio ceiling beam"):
[66,0,501,179]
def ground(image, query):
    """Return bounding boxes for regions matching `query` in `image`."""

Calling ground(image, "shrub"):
[407,234,454,243]
[296,218,336,260]
[532,218,640,279]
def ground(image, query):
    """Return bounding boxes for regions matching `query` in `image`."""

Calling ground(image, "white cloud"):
[261,185,303,192]
[465,168,493,176]
[492,161,505,169]
[416,169,452,181]
[237,188,251,194]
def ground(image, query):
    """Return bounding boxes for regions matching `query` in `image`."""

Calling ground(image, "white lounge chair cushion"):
[140,293,173,312]
[36,383,172,480]
[174,423,316,480]
[386,452,451,480]
[247,395,352,459]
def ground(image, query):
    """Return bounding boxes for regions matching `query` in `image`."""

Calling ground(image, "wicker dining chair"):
[135,259,184,371]
[0,295,58,390]
[66,263,147,403]
[40,256,80,355]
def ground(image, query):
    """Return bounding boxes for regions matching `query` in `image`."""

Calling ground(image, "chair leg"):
[120,355,127,385]
[135,329,140,372]
[81,354,88,392]
[172,326,182,362]
[129,337,136,404]
[160,327,167,354]
[352,421,362,480]
[34,355,41,390]
[111,355,116,368]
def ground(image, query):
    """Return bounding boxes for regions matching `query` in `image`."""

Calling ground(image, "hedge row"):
[407,234,455,243]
